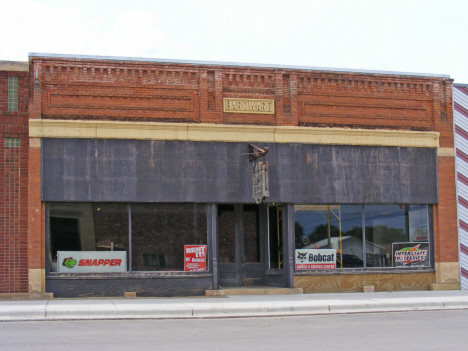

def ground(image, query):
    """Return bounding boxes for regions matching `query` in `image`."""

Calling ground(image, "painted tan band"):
[29,138,41,148]
[437,147,455,157]
[29,119,440,148]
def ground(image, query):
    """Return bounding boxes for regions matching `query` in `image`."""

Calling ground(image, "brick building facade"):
[0,61,29,294]
[0,53,460,297]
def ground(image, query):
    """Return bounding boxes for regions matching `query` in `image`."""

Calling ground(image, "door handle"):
[241,256,245,264]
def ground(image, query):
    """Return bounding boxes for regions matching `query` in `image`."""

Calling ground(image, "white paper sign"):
[57,251,127,273]
[295,249,337,270]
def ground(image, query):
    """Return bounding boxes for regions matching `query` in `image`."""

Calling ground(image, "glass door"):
[218,204,264,287]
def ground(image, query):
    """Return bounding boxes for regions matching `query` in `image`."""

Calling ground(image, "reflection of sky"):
[295,205,362,237]
[364,205,405,231]
[294,205,428,238]
[409,205,429,232]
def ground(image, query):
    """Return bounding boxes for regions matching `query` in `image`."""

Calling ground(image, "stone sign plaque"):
[253,161,269,204]
[224,98,275,114]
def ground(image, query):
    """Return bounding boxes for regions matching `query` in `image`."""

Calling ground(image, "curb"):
[2,296,468,321]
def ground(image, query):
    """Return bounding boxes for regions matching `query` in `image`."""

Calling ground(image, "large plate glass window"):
[295,205,363,269]
[294,204,430,270]
[48,203,208,273]
[49,203,129,272]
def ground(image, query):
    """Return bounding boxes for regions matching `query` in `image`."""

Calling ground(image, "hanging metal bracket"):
[248,143,269,162]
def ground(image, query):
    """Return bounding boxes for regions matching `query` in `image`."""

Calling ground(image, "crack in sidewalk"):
[44,300,49,319]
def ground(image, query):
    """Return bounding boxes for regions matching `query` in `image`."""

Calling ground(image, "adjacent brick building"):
[0,61,29,294]
[0,53,460,297]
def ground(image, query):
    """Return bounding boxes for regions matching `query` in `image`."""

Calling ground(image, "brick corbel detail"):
[199,69,208,123]
[274,73,284,125]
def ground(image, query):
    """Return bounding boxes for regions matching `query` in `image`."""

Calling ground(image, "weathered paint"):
[42,139,438,204]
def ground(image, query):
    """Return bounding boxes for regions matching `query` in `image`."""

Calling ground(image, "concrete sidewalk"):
[2,290,468,322]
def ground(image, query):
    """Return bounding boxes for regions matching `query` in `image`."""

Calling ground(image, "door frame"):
[217,204,267,287]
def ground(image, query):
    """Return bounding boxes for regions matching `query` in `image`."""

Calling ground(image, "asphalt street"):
[1,309,466,351]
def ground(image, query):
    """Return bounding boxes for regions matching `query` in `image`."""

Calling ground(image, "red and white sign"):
[295,249,337,270]
[184,245,207,272]
[57,251,127,273]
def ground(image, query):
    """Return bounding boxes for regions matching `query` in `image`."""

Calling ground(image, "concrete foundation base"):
[29,269,45,293]
[363,285,375,293]
[430,283,460,291]
[0,293,53,300]
[435,262,460,284]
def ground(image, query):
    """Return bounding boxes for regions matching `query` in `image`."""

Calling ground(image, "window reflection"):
[295,205,363,268]
[295,204,430,269]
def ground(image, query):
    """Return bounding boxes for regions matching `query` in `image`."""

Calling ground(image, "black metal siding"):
[42,139,438,204]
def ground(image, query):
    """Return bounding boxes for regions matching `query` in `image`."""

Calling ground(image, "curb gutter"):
[2,295,468,321]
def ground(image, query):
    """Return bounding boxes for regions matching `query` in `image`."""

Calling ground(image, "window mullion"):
[128,203,132,272]
[362,205,367,268]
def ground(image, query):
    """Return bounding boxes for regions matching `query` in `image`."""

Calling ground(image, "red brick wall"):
[434,156,458,263]
[27,145,43,273]
[0,70,29,293]
[31,57,452,139]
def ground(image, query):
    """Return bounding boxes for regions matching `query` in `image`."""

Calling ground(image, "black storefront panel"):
[42,139,437,204]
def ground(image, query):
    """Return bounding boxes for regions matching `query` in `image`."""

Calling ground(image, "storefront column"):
[282,204,294,288]
[28,137,44,293]
[432,151,460,290]
[209,204,219,290]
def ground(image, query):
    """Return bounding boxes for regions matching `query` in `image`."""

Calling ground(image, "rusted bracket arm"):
[249,143,269,161]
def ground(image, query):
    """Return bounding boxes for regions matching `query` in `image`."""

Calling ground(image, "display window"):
[48,203,208,273]
[131,204,207,271]
[294,204,431,270]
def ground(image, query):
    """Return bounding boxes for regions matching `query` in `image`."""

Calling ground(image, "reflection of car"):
[340,254,364,268]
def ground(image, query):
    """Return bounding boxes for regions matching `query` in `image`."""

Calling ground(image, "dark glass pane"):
[48,203,129,271]
[364,205,408,267]
[218,205,235,264]
[294,205,363,269]
[93,203,129,253]
[268,206,282,269]
[131,204,207,271]
[50,217,81,258]
[243,205,260,263]
[409,205,429,242]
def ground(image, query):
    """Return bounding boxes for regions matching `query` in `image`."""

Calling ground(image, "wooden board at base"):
[294,272,436,293]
